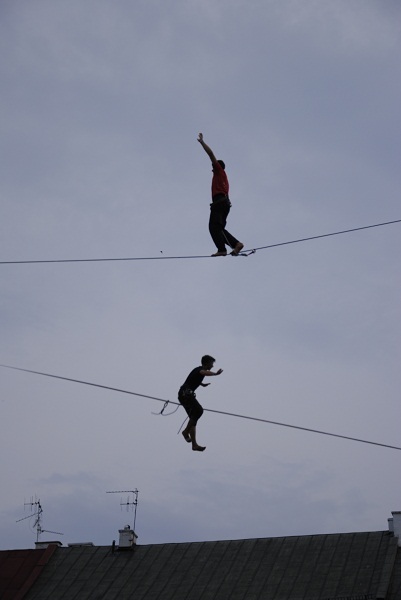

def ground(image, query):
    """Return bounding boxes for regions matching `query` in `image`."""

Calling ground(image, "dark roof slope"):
[0,545,57,600]
[21,530,398,600]
[386,543,401,599]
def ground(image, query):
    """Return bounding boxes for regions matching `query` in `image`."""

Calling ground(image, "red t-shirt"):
[211,161,229,197]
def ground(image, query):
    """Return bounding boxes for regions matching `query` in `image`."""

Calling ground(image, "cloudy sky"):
[1,0,400,550]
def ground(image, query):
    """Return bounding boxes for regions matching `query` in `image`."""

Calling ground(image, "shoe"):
[231,242,244,256]
[211,251,227,257]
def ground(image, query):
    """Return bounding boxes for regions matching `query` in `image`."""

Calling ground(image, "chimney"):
[389,511,401,546]
[68,542,94,547]
[35,540,63,549]
[118,525,137,550]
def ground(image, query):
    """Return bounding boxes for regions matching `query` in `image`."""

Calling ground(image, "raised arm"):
[197,132,217,164]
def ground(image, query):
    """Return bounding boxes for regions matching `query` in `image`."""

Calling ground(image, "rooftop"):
[1,529,400,600]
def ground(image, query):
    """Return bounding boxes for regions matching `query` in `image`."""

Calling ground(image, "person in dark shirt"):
[197,132,244,257]
[178,355,223,451]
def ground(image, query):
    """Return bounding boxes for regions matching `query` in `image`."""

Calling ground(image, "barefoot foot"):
[192,445,206,452]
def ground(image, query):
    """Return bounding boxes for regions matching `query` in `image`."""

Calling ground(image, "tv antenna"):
[106,488,139,532]
[16,497,64,543]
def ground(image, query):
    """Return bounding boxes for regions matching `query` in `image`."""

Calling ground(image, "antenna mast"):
[16,497,63,543]
[106,489,139,532]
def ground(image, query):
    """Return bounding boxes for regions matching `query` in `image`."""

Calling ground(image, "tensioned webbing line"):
[0,219,400,265]
[1,364,400,452]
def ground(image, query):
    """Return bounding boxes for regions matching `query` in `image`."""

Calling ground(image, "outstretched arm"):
[200,368,223,377]
[197,132,217,164]
[199,366,223,386]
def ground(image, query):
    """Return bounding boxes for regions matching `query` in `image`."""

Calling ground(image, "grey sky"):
[1,0,400,550]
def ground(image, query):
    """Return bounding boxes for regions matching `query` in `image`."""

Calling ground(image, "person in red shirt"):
[197,133,244,256]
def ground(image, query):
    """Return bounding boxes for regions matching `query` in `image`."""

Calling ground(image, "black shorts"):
[178,387,204,423]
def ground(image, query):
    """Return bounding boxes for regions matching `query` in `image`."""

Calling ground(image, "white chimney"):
[35,540,63,549]
[390,511,401,546]
[118,525,137,549]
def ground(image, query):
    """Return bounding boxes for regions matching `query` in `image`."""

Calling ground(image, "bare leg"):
[182,419,193,442]
[191,426,206,451]
[182,430,191,442]
[182,419,205,451]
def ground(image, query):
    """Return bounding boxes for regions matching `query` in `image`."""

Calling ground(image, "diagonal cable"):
[1,363,400,452]
[0,219,400,265]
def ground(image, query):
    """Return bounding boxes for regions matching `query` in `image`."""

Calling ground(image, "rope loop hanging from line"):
[152,398,187,430]
[151,400,180,417]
